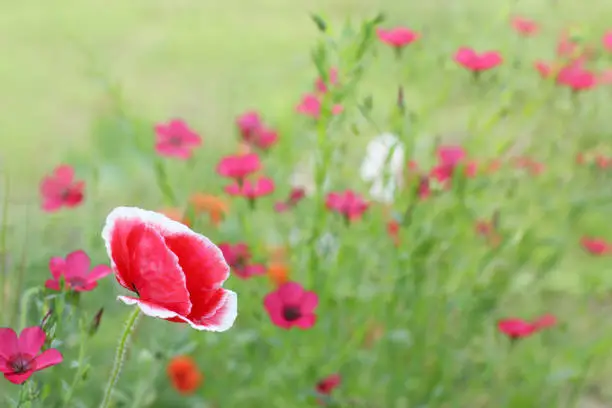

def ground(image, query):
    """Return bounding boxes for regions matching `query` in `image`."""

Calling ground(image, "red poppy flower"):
[498,315,556,339]
[216,153,262,181]
[225,176,275,200]
[218,243,266,280]
[315,67,339,94]
[581,237,612,255]
[454,47,503,72]
[154,119,202,160]
[325,190,369,223]
[0,326,63,384]
[263,282,318,329]
[316,373,342,395]
[603,30,612,52]
[296,93,343,118]
[511,16,539,36]
[102,207,237,332]
[274,187,306,213]
[45,250,111,292]
[167,355,203,395]
[376,27,419,48]
[39,165,85,212]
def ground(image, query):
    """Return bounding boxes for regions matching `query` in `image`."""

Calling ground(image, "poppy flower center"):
[9,354,34,374]
[282,305,302,322]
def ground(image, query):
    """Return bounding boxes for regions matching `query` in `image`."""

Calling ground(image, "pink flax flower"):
[45,250,112,292]
[325,190,369,223]
[603,30,612,52]
[0,326,63,384]
[498,314,556,340]
[454,47,503,72]
[315,67,339,94]
[511,16,539,36]
[581,237,612,255]
[430,145,467,185]
[39,165,85,212]
[216,153,262,182]
[154,119,202,160]
[102,206,237,331]
[263,282,318,329]
[296,93,343,118]
[235,111,279,150]
[316,373,342,395]
[218,243,266,280]
[225,176,275,201]
[376,27,419,48]
[557,65,597,92]
[274,187,306,213]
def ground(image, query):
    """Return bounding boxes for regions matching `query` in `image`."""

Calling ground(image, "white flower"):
[359,133,405,203]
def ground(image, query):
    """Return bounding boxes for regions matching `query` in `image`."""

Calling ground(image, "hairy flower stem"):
[99,308,141,408]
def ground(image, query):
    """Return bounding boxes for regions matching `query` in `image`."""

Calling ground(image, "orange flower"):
[159,207,191,227]
[189,193,229,227]
[267,262,290,287]
[167,356,203,395]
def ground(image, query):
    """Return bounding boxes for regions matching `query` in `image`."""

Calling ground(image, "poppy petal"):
[33,348,63,371]
[118,296,181,319]
[178,288,237,332]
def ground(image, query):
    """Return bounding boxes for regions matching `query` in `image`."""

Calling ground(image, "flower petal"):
[296,314,316,329]
[44,279,61,291]
[48,257,65,280]
[0,328,18,360]
[118,296,181,319]
[33,348,63,371]
[4,371,33,384]
[64,250,91,279]
[18,327,45,356]
[102,207,191,315]
[178,289,237,332]
[299,291,319,314]
[278,282,304,303]
[87,264,112,283]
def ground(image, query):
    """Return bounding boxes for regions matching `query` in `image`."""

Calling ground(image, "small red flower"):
[274,187,306,213]
[581,237,612,255]
[596,155,611,168]
[249,127,279,150]
[430,145,467,184]
[316,373,342,395]
[325,190,369,223]
[376,27,419,48]
[603,30,612,52]
[39,165,85,212]
[218,243,266,280]
[167,355,203,395]
[534,60,556,79]
[557,29,579,58]
[45,250,111,292]
[225,176,275,200]
[315,67,339,94]
[0,326,63,384]
[102,207,237,331]
[216,153,262,181]
[511,16,539,36]
[498,315,556,339]
[263,282,318,330]
[236,111,262,140]
[154,119,202,159]
[557,65,597,91]
[454,47,503,72]
[296,93,343,118]
[387,220,401,247]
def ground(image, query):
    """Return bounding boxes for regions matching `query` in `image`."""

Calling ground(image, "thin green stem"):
[19,287,40,331]
[63,321,89,405]
[0,171,10,325]
[99,308,141,408]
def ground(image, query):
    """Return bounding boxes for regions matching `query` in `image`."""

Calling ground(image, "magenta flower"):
[603,30,612,52]
[216,153,262,181]
[296,93,343,118]
[225,176,275,200]
[454,47,503,72]
[0,326,63,384]
[45,250,112,292]
[557,65,597,92]
[39,165,85,213]
[430,145,467,184]
[315,67,339,94]
[274,187,306,213]
[263,282,318,329]
[154,119,202,159]
[236,111,263,140]
[218,243,266,280]
[376,27,419,48]
[325,190,369,223]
